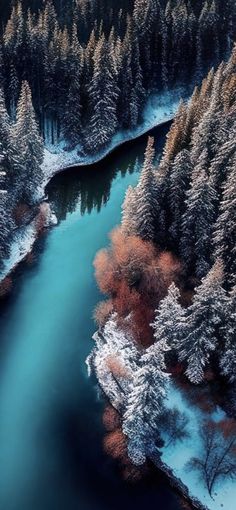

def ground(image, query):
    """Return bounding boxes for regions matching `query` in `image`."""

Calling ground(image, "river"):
[0,123,182,510]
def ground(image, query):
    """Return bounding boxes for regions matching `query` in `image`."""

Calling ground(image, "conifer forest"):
[1,1,236,510]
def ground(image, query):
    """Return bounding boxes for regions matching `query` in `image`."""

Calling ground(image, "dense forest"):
[92,45,236,484]
[0,0,236,269]
[1,0,234,149]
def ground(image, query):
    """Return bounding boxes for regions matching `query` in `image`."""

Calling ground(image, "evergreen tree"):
[123,339,169,465]
[134,137,158,241]
[85,34,119,153]
[181,156,218,278]
[220,285,236,382]
[213,159,236,283]
[168,149,192,249]
[121,185,138,236]
[14,81,44,202]
[151,283,186,352]
[177,260,227,384]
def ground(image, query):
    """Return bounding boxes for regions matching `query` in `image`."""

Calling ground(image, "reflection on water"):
[48,126,168,222]
[0,122,182,510]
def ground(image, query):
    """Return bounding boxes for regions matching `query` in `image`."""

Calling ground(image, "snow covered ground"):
[160,383,236,510]
[90,321,236,510]
[1,89,183,282]
[0,204,57,283]
[0,222,37,282]
[42,89,184,184]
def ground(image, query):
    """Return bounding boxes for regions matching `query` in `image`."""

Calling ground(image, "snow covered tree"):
[117,17,133,129]
[0,158,14,264]
[129,23,146,127]
[123,339,169,465]
[177,260,228,384]
[14,81,44,202]
[62,24,83,147]
[181,156,218,278]
[121,185,138,237]
[220,285,236,382]
[134,137,158,241]
[85,34,119,153]
[213,159,236,284]
[151,282,186,352]
[168,149,192,249]
[162,101,188,164]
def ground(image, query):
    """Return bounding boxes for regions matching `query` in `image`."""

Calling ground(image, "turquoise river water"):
[0,124,182,510]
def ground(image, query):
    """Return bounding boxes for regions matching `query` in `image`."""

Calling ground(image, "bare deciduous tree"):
[188,420,236,497]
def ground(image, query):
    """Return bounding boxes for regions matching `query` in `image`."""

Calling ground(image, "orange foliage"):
[103,405,121,432]
[0,276,13,297]
[105,354,131,379]
[103,429,127,461]
[94,300,114,327]
[156,252,182,284]
[94,227,182,346]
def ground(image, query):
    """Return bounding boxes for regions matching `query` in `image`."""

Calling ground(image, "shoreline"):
[0,90,180,284]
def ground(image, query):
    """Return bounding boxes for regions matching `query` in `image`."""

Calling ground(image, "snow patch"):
[41,89,184,184]
[161,383,235,510]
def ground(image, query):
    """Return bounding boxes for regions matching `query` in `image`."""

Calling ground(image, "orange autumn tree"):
[94,227,182,346]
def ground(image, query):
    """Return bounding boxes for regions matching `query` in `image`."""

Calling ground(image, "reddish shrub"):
[94,300,114,327]
[94,248,117,295]
[94,226,182,347]
[105,354,131,379]
[156,251,182,286]
[103,429,127,460]
[103,405,121,432]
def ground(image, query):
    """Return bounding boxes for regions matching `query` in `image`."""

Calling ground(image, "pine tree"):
[121,185,138,237]
[134,137,158,241]
[213,159,236,283]
[0,160,14,264]
[162,101,188,164]
[177,260,227,384]
[85,34,119,153]
[123,339,169,465]
[151,283,186,352]
[220,285,236,382]
[62,24,83,147]
[181,156,218,278]
[117,17,133,128]
[168,149,192,249]
[14,81,44,202]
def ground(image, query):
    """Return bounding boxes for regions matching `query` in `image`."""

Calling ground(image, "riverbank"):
[0,89,182,284]
[89,325,236,510]
[41,89,182,186]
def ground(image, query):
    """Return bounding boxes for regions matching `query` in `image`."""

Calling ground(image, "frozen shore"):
[89,324,236,510]
[0,89,183,283]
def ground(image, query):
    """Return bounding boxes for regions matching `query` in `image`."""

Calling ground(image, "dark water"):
[0,124,182,510]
